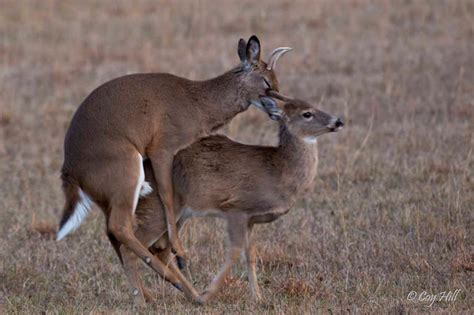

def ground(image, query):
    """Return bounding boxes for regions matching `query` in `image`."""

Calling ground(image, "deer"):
[123,94,344,304]
[56,35,292,302]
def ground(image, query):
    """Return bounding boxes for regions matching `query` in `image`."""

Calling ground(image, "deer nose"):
[335,118,344,129]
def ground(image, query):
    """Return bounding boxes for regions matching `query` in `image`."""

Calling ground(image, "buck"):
[124,94,344,304]
[56,35,292,301]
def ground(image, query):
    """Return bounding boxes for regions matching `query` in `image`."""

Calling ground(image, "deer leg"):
[107,232,123,264]
[108,231,151,304]
[118,230,171,305]
[245,224,262,301]
[120,245,148,305]
[198,216,248,304]
[121,202,190,304]
[157,215,191,276]
[106,154,198,302]
[120,228,170,305]
[103,186,149,304]
[148,152,187,263]
[121,240,191,304]
[108,208,200,302]
[167,215,189,270]
[151,234,181,269]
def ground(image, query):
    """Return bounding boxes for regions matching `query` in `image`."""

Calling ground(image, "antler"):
[266,47,292,70]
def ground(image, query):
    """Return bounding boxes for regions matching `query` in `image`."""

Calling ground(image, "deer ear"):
[238,38,247,64]
[246,35,261,65]
[260,96,283,121]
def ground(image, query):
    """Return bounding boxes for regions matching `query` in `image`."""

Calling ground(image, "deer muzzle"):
[328,118,344,132]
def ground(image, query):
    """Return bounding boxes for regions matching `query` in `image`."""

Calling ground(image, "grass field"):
[0,0,473,313]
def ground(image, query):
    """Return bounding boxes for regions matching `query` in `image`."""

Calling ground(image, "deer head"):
[254,96,344,141]
[236,35,292,106]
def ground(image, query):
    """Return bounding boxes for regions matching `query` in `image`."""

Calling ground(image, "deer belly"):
[182,206,224,219]
[249,208,290,224]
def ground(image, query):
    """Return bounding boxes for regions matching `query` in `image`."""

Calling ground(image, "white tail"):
[56,188,93,241]
[57,35,292,304]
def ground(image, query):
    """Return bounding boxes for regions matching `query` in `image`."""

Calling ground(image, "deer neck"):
[276,125,319,196]
[196,68,248,132]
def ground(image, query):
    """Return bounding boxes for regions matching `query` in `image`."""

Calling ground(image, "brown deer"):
[56,35,292,302]
[125,95,344,304]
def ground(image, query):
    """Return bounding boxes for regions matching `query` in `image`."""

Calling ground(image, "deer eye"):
[263,78,271,89]
[302,112,313,119]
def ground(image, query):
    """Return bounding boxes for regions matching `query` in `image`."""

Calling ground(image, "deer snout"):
[328,118,344,132]
[335,118,344,129]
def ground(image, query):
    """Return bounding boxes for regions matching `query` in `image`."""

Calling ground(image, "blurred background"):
[0,0,472,313]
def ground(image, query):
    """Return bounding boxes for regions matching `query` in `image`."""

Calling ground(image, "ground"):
[0,0,472,313]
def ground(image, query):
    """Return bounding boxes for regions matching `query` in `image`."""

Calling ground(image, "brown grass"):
[1,0,473,313]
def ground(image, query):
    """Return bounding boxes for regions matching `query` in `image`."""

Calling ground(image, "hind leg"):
[120,246,149,306]
[107,223,151,305]
[104,153,198,302]
[107,217,171,305]
[119,222,170,305]
[107,232,123,264]
[118,229,162,305]
[128,209,190,302]
[108,197,199,301]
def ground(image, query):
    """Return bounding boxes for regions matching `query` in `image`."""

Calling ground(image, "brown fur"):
[127,97,343,304]
[57,36,290,304]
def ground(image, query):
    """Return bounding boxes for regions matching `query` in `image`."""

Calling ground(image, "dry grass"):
[1,0,473,313]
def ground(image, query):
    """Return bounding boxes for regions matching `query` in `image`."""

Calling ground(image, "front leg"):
[245,224,262,301]
[148,151,187,263]
[198,215,248,304]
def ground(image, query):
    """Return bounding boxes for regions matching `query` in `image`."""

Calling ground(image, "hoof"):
[171,247,188,261]
[252,289,263,302]
[131,291,147,307]
[195,296,206,305]
[176,255,187,270]
[172,283,183,292]
[196,290,211,305]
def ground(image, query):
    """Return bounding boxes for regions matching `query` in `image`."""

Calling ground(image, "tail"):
[56,175,93,241]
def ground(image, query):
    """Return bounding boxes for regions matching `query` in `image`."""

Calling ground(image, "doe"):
[127,94,344,304]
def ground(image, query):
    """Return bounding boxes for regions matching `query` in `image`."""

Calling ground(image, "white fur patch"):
[139,181,153,198]
[304,136,318,144]
[56,189,93,241]
[132,154,145,213]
